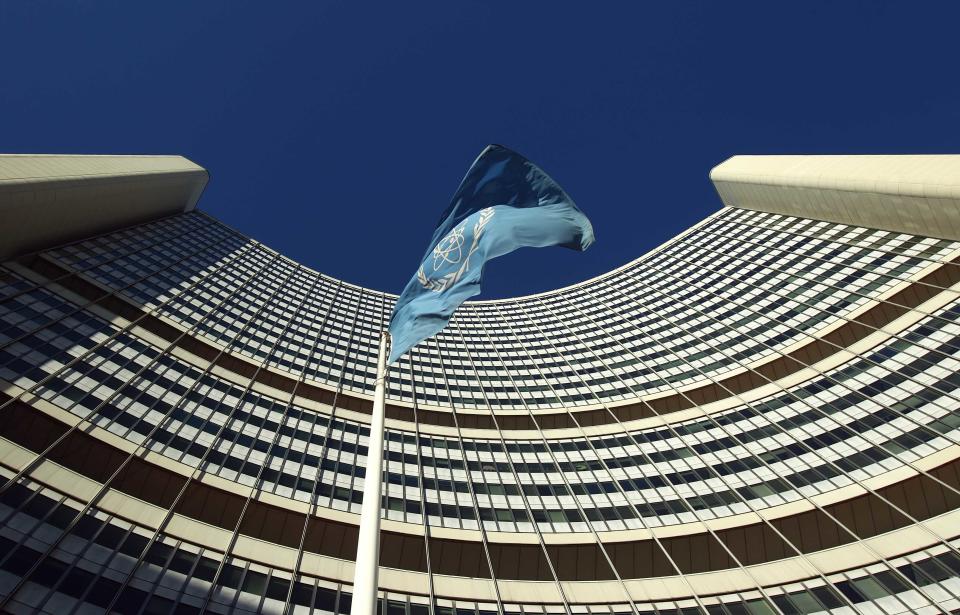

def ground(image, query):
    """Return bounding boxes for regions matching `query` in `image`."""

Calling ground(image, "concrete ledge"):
[710,154,960,240]
[0,153,208,260]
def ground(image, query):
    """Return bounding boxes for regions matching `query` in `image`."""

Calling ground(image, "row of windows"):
[2,477,960,614]
[30,207,957,409]
[3,266,959,532]
[2,206,960,612]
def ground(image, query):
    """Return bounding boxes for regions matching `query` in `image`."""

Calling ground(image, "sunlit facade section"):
[1,154,960,614]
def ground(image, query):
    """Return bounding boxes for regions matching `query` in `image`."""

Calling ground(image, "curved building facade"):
[2,153,960,614]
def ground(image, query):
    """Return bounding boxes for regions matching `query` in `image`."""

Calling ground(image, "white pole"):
[350,331,390,615]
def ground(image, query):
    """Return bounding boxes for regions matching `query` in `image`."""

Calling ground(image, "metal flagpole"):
[350,331,390,615]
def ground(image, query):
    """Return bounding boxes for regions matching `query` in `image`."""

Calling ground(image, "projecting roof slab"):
[0,154,208,261]
[710,154,960,240]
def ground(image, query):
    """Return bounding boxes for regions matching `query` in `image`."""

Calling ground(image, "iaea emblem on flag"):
[418,207,495,293]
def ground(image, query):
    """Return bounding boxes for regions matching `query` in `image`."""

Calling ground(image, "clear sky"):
[3,2,959,298]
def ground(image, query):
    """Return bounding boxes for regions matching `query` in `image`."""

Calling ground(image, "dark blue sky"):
[3,2,959,297]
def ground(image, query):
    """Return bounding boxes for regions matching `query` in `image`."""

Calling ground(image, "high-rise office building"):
[1,153,960,615]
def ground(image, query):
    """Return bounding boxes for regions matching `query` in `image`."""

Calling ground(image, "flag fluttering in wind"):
[387,144,595,364]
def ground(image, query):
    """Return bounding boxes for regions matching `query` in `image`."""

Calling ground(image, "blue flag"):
[387,144,594,364]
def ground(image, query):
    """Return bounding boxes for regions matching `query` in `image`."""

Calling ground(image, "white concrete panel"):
[0,153,208,260]
[710,154,960,239]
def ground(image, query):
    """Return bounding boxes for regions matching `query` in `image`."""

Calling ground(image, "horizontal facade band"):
[3,395,959,584]
[18,250,960,431]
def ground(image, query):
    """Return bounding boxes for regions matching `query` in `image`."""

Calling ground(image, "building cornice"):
[711,154,960,240]
[0,154,208,261]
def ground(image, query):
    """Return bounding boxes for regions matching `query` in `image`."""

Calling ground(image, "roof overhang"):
[711,154,960,240]
[0,154,208,261]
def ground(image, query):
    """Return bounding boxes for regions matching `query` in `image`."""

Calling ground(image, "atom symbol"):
[432,225,466,271]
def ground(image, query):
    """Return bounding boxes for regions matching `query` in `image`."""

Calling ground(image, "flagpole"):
[350,331,390,615]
